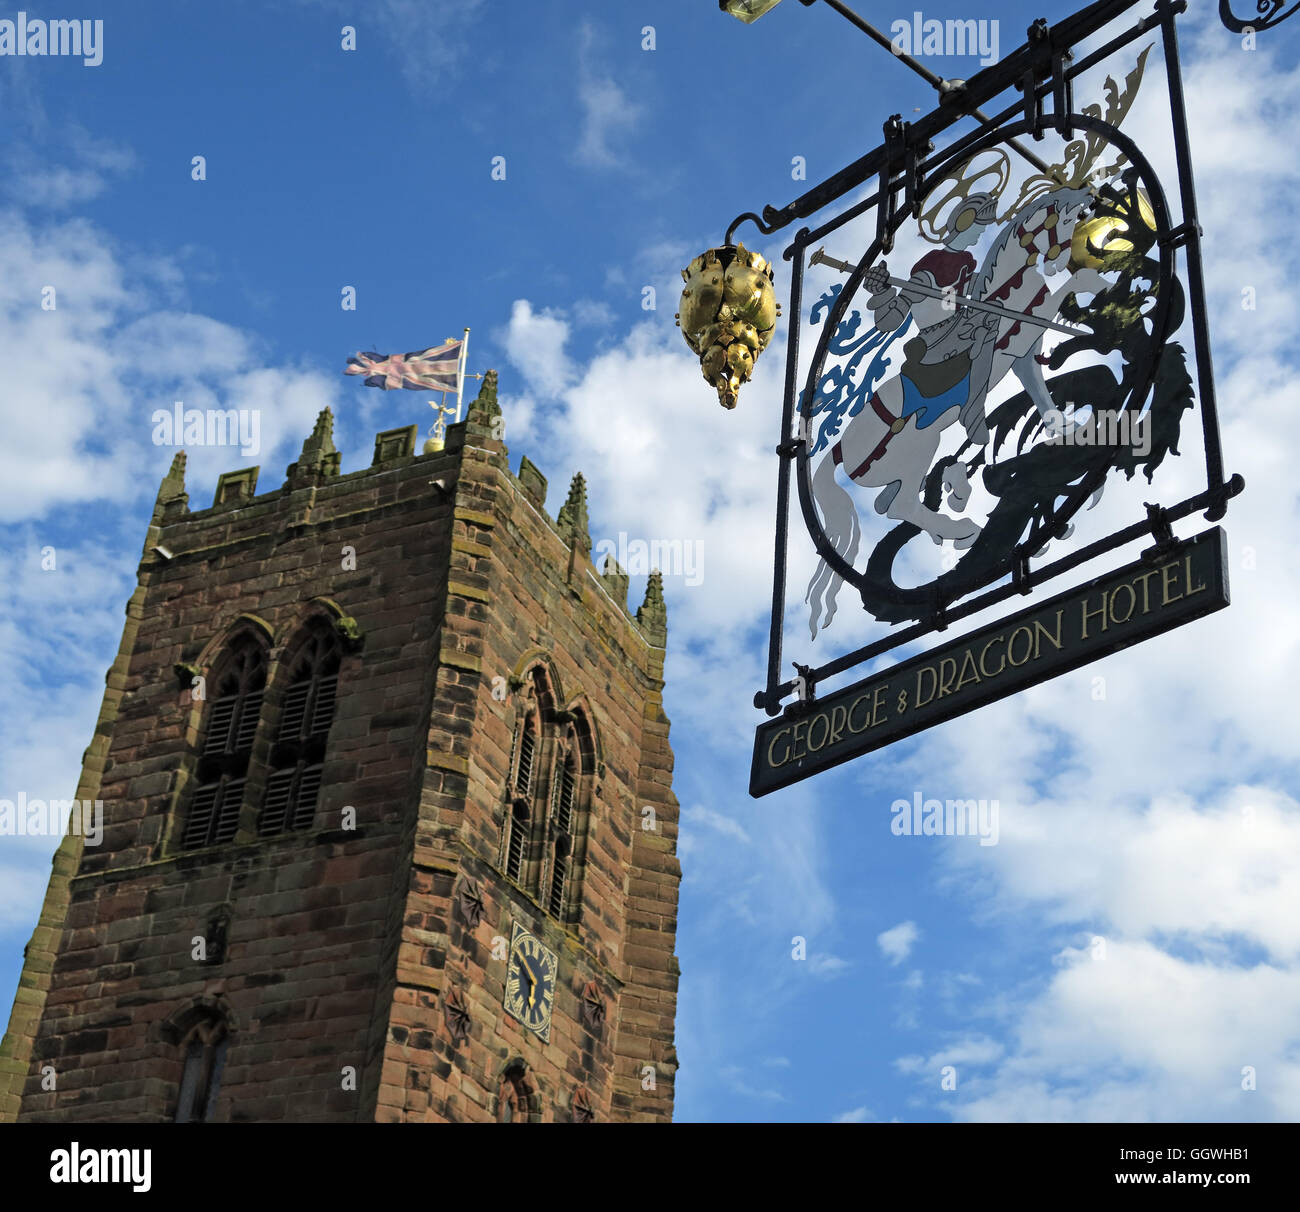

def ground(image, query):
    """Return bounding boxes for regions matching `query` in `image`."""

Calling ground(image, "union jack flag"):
[344,338,463,392]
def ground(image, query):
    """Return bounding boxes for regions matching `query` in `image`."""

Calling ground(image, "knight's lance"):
[809,248,1085,339]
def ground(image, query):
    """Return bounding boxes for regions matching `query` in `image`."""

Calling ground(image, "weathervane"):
[693,0,1244,796]
[424,400,459,453]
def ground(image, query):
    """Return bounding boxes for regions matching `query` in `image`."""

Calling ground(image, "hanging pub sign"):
[683,0,1244,797]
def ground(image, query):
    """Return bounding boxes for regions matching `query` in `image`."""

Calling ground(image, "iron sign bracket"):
[1160,220,1203,249]
[1141,502,1179,561]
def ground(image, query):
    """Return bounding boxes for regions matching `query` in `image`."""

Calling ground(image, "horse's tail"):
[805,452,860,638]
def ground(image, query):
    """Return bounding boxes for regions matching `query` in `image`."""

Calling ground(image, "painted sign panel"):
[751,528,1229,796]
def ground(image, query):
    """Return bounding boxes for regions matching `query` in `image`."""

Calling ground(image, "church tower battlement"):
[0,371,681,1123]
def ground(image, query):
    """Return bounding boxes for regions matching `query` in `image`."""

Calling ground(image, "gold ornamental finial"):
[676,242,780,409]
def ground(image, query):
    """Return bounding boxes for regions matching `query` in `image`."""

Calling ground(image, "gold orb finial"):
[677,243,779,409]
[1069,190,1156,272]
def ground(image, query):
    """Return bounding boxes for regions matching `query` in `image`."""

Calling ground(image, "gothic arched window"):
[182,637,267,850]
[173,1015,228,1123]
[259,623,341,836]
[497,1061,536,1123]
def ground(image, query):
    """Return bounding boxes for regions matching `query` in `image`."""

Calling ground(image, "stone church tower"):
[0,373,682,1122]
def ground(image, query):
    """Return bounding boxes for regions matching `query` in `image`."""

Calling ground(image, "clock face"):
[503,923,558,1043]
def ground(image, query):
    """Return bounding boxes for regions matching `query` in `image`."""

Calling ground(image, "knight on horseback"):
[806,185,1112,636]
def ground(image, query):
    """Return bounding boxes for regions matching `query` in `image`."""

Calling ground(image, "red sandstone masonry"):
[1,373,680,1123]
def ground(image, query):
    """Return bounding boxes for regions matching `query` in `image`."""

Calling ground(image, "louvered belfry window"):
[506,716,538,882]
[505,800,529,881]
[182,641,267,850]
[548,753,577,917]
[258,628,340,837]
[516,726,536,796]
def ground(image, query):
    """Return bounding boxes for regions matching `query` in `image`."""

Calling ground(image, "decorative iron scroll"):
[1219,0,1300,33]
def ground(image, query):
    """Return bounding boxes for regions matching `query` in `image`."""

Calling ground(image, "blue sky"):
[2,0,1299,1123]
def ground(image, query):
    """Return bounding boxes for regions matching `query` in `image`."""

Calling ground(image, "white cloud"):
[719,1064,785,1103]
[951,942,1300,1122]
[572,299,615,328]
[574,24,643,169]
[297,0,487,90]
[896,1037,1004,1079]
[6,127,134,210]
[532,317,786,650]
[13,165,116,210]
[682,804,751,846]
[0,205,348,523]
[807,953,851,979]
[957,789,1300,962]
[495,390,539,446]
[833,1104,875,1123]
[499,299,574,399]
[878,921,921,966]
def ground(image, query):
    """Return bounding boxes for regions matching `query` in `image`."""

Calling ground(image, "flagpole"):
[456,327,470,423]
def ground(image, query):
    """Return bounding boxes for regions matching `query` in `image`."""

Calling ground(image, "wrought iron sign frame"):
[727,0,1245,726]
